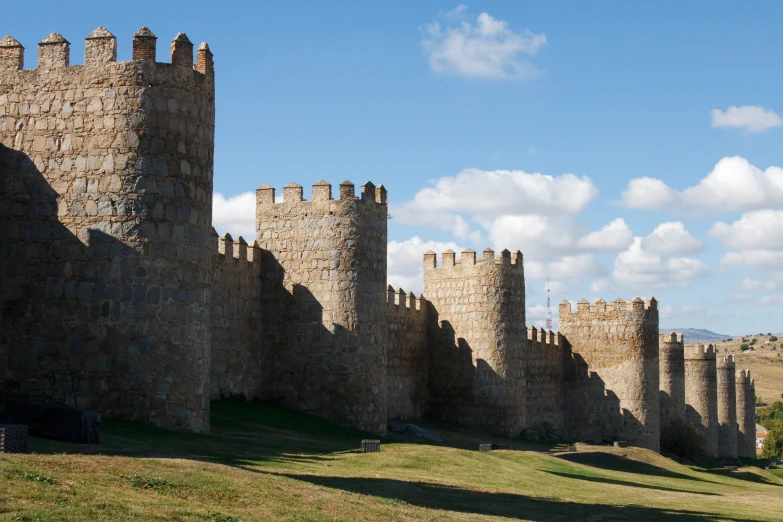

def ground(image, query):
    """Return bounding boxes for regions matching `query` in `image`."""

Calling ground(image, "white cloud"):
[212,192,256,240]
[619,157,783,212]
[710,210,783,250]
[392,168,598,243]
[733,278,781,293]
[422,7,547,78]
[620,177,679,210]
[613,227,709,289]
[549,254,606,280]
[641,222,703,255]
[577,218,633,251]
[387,236,464,294]
[711,105,783,133]
[659,304,705,319]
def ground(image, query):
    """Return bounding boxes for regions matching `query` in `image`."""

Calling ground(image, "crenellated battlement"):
[660,332,684,344]
[212,229,262,264]
[0,27,213,75]
[423,248,523,271]
[387,285,426,314]
[527,325,562,348]
[559,296,657,316]
[255,180,387,209]
[736,369,752,384]
[685,343,716,360]
[717,354,735,368]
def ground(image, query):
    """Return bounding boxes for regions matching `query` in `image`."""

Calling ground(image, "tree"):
[762,428,783,460]
[740,343,750,351]
[771,336,778,342]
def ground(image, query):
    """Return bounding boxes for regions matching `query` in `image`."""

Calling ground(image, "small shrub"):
[661,419,705,459]
[762,428,783,460]
[751,338,758,345]
[771,336,778,342]
[16,471,57,485]
[756,397,767,407]
[740,343,750,351]
[125,475,176,491]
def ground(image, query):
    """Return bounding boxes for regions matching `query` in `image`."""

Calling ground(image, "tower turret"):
[717,355,738,460]
[735,369,756,458]
[684,344,718,456]
[659,332,685,431]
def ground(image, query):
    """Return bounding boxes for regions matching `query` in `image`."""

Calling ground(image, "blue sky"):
[6,1,783,334]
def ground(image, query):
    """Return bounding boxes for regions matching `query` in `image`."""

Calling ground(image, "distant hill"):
[660,328,733,342]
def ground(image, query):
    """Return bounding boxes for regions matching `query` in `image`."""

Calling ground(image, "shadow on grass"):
[542,470,719,496]
[557,452,716,483]
[699,468,783,486]
[276,473,755,522]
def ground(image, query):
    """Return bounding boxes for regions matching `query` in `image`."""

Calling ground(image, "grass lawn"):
[1,401,782,521]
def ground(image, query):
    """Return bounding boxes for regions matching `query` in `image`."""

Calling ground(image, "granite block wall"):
[0,27,215,432]
[525,327,565,434]
[684,344,718,457]
[386,287,428,421]
[254,180,388,433]
[559,298,660,451]
[423,248,526,436]
[209,231,263,400]
[659,332,685,431]
[716,355,738,459]
[736,369,756,458]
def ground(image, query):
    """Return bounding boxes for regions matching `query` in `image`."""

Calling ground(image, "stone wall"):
[386,287,428,421]
[0,28,215,432]
[684,344,718,457]
[716,355,738,459]
[735,369,756,458]
[559,298,660,451]
[209,231,263,400]
[659,332,685,431]
[254,180,388,433]
[525,327,565,434]
[424,248,526,436]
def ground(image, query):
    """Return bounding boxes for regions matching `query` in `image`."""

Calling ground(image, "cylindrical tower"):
[559,297,660,452]
[736,369,756,458]
[684,344,718,456]
[255,180,388,433]
[717,355,738,459]
[0,28,215,432]
[659,332,685,431]
[423,248,526,436]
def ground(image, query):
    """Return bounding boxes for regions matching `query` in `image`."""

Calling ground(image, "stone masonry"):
[1,27,754,457]
[684,344,719,457]
[559,298,660,452]
[716,355,738,460]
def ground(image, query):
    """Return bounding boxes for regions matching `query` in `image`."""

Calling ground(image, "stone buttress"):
[684,344,718,457]
[424,248,526,436]
[559,298,660,451]
[716,354,738,460]
[0,28,215,432]
[255,181,388,433]
[735,369,756,458]
[659,332,685,432]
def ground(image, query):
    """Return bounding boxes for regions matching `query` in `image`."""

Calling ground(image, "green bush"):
[661,419,705,459]
[762,428,783,460]
[740,343,750,351]
[771,336,778,342]
[750,338,758,345]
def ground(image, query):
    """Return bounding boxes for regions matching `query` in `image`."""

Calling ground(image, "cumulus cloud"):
[659,304,705,319]
[612,223,709,289]
[392,168,598,244]
[576,218,633,251]
[621,157,783,212]
[212,192,256,239]
[711,105,783,133]
[641,222,703,255]
[619,177,679,210]
[710,210,783,250]
[422,7,547,78]
[733,278,781,293]
[387,236,464,294]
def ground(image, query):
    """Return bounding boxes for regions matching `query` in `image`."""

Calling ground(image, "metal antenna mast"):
[545,277,552,331]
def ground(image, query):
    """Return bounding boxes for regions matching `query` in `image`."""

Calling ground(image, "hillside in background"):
[707,333,783,405]
[660,328,733,342]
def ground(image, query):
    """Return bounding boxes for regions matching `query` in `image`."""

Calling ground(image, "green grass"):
[1,400,782,521]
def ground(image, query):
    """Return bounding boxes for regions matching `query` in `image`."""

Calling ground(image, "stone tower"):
[0,28,215,432]
[684,344,718,457]
[716,355,738,460]
[659,332,685,432]
[559,298,660,451]
[735,369,757,458]
[255,181,388,433]
[424,248,526,436]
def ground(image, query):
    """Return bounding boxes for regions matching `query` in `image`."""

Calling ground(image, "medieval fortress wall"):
[0,27,755,456]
